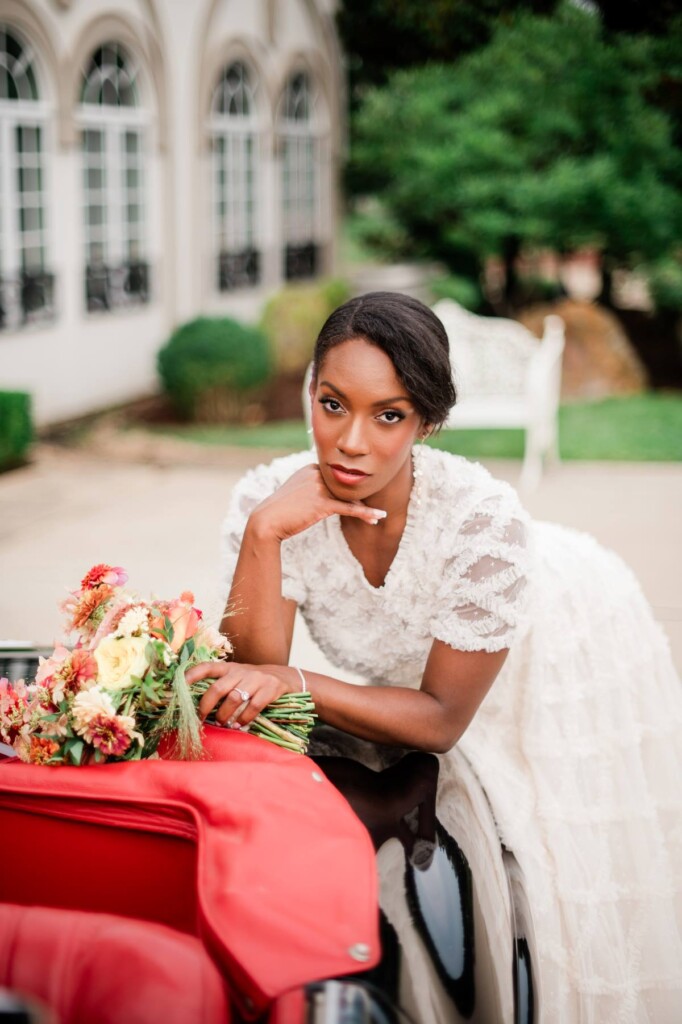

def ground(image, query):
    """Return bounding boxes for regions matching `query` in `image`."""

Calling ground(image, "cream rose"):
[94,635,150,690]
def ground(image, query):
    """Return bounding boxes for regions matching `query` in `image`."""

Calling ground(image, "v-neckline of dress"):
[329,449,424,593]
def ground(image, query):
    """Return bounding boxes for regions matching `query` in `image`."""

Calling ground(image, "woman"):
[188,292,682,1022]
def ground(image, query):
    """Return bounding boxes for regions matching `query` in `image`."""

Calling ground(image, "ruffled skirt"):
[452,522,682,1023]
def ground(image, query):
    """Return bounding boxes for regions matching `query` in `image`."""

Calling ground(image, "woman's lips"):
[329,464,370,487]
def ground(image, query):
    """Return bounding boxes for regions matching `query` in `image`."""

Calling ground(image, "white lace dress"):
[220,446,682,1023]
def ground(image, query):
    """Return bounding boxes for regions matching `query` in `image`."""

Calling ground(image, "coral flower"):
[62,584,114,636]
[149,597,200,652]
[80,564,128,590]
[88,713,136,757]
[28,736,60,765]
[50,649,98,703]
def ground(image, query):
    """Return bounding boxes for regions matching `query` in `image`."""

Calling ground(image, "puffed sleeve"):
[429,492,531,653]
[218,453,313,609]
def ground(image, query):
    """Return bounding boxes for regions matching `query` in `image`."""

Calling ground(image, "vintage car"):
[0,643,537,1024]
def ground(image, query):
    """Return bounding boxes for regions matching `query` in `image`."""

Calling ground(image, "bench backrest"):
[433,299,541,400]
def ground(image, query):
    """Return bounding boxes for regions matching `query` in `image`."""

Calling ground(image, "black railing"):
[285,242,318,281]
[218,248,260,291]
[85,260,150,312]
[0,271,55,332]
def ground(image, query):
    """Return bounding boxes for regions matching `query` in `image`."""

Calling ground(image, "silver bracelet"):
[293,666,307,692]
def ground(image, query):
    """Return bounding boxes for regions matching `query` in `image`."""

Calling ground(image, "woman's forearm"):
[221,518,293,664]
[300,671,462,753]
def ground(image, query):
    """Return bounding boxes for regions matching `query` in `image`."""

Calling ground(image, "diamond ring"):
[235,688,250,703]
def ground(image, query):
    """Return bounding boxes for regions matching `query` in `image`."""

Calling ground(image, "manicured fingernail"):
[369,518,378,525]
[372,509,387,518]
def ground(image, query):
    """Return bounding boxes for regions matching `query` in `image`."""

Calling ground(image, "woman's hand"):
[249,464,386,543]
[187,660,298,728]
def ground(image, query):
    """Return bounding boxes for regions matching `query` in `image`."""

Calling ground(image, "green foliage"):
[0,391,33,471]
[344,203,413,263]
[337,0,560,104]
[428,273,482,311]
[260,278,351,375]
[644,257,682,313]
[157,317,272,421]
[350,3,682,283]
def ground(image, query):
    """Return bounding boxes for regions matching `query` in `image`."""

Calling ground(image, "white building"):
[0,0,344,425]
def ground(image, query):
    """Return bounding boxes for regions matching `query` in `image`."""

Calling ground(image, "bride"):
[188,291,682,1022]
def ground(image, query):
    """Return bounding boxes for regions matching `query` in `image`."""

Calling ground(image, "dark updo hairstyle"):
[312,291,456,428]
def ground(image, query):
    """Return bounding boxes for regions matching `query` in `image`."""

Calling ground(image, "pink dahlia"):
[80,564,128,591]
[88,714,134,758]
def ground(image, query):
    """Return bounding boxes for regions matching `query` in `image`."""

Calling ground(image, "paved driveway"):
[1,440,680,675]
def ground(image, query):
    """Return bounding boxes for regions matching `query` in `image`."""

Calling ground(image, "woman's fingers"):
[190,662,282,728]
[329,500,388,525]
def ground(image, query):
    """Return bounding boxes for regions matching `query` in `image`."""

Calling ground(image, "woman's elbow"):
[419,723,463,755]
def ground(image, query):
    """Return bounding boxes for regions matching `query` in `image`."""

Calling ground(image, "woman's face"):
[310,337,425,506]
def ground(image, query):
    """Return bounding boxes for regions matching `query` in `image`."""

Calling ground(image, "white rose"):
[94,635,150,690]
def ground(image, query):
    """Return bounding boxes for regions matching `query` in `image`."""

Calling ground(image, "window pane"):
[21,246,43,271]
[87,166,104,190]
[81,42,139,108]
[0,27,40,102]
[87,205,105,227]
[19,166,41,193]
[211,61,255,119]
[84,130,104,154]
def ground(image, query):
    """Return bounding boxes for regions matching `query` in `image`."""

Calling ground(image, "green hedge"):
[0,391,33,471]
[157,317,272,421]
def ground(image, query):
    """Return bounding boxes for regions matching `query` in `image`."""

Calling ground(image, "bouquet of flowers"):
[0,564,316,765]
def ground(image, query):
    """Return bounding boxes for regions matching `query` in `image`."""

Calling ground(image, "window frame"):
[76,42,151,314]
[206,60,262,293]
[0,25,55,332]
[278,71,322,281]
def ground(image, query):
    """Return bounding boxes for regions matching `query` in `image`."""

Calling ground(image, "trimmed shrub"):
[260,278,351,376]
[0,391,33,471]
[157,317,272,421]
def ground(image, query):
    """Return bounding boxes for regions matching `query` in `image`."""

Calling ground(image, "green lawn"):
[148,394,682,462]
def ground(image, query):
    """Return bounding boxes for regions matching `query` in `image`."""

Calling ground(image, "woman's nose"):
[337,416,369,456]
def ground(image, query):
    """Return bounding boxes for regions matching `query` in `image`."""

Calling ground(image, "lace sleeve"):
[429,495,531,653]
[218,456,310,609]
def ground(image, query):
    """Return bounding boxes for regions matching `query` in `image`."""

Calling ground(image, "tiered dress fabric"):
[220,446,682,1023]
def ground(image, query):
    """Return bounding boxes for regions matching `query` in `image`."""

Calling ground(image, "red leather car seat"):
[0,903,231,1024]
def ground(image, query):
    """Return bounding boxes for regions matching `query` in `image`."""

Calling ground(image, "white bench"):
[433,299,565,490]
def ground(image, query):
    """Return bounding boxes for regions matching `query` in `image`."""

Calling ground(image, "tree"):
[337,0,559,103]
[349,3,682,307]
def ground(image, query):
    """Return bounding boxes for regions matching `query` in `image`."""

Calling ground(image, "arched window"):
[79,42,149,312]
[278,72,320,281]
[207,61,260,291]
[0,24,54,331]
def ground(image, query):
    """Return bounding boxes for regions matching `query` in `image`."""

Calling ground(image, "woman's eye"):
[378,410,405,424]
[320,397,344,414]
